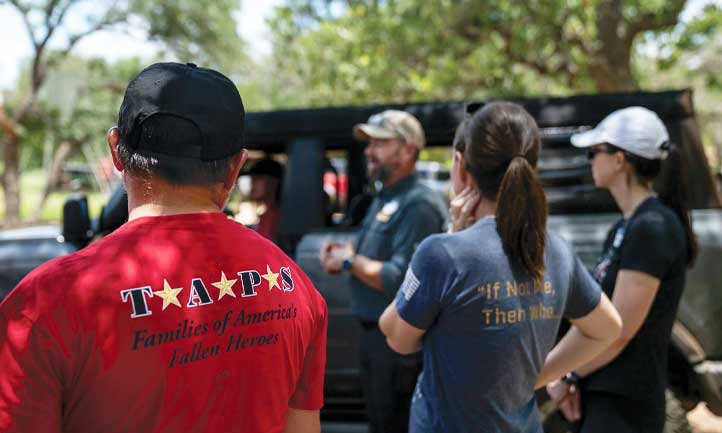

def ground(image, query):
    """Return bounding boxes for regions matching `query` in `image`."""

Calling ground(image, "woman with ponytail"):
[546,106,699,433]
[379,102,622,433]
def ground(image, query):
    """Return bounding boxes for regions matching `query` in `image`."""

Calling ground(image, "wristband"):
[342,255,354,272]
[562,371,580,386]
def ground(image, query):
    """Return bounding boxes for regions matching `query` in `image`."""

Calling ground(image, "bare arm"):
[379,301,426,354]
[318,241,385,292]
[574,270,660,377]
[535,293,621,388]
[349,254,384,292]
[283,408,320,433]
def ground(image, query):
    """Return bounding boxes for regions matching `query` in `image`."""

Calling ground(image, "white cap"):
[571,106,670,160]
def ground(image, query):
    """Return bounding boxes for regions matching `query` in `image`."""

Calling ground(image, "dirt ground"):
[689,404,722,433]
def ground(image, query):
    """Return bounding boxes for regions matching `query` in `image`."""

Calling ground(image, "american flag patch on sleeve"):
[401,268,421,301]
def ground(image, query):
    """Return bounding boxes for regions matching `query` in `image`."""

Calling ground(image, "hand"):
[546,380,581,422]
[559,385,581,422]
[320,241,341,274]
[449,186,480,232]
[319,241,354,275]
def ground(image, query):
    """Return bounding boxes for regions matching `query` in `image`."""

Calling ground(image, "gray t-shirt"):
[396,218,601,433]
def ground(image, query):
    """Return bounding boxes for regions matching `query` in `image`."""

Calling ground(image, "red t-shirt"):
[0,213,327,433]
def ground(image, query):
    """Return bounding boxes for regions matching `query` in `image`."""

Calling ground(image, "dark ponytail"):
[625,145,698,267]
[497,156,548,282]
[459,102,548,282]
[662,146,698,266]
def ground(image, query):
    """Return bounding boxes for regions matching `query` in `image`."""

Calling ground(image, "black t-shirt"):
[585,197,688,403]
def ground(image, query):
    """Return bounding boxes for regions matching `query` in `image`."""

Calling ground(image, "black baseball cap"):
[118,62,245,161]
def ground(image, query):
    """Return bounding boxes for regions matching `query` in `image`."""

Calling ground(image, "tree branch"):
[567,34,593,55]
[35,1,66,73]
[8,0,39,47]
[496,27,574,80]
[624,0,687,47]
[44,0,61,33]
[50,2,128,67]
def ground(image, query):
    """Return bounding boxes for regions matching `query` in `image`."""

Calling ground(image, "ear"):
[454,151,473,187]
[613,151,627,170]
[107,127,124,172]
[224,149,249,191]
[403,143,418,163]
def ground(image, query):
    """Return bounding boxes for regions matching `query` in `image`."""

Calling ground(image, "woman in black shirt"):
[547,106,698,433]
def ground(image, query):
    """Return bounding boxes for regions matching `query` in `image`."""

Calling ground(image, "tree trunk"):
[0,97,21,226]
[590,0,639,92]
[30,140,77,223]
[2,137,21,227]
[587,60,638,93]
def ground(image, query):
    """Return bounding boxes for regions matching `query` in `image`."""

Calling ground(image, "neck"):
[475,195,497,220]
[125,175,228,221]
[608,176,654,219]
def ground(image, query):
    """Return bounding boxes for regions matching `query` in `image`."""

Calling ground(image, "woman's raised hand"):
[449,186,481,232]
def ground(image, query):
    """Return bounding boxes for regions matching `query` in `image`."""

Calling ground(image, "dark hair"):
[622,145,698,267]
[455,102,548,282]
[118,116,233,185]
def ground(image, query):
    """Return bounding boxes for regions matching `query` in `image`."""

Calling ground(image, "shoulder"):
[406,180,444,204]
[403,183,447,215]
[627,199,682,239]
[545,230,577,267]
[546,230,573,256]
[0,248,90,322]
[413,234,454,267]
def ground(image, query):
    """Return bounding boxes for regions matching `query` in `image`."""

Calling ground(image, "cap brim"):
[570,128,605,148]
[353,124,400,141]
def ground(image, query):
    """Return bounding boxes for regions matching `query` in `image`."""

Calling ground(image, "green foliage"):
[255,0,722,171]
[637,21,722,170]
[647,4,722,70]
[1,0,249,223]
[262,0,721,107]
[7,56,146,170]
[0,169,106,223]
[131,0,247,72]
[265,0,584,107]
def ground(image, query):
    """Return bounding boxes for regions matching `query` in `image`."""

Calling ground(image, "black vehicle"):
[1,90,721,428]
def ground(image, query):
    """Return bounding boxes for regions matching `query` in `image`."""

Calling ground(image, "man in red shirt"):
[0,62,327,433]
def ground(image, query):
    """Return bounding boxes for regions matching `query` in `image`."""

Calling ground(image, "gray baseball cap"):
[353,110,426,149]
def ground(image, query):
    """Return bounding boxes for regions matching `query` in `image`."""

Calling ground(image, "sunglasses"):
[586,146,621,160]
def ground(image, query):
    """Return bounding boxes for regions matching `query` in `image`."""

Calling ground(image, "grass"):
[0,169,108,226]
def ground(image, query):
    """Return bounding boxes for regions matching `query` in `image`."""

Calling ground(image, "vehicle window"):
[417,148,452,204]
[324,150,349,225]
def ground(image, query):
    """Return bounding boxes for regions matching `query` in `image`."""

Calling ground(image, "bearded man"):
[320,110,447,433]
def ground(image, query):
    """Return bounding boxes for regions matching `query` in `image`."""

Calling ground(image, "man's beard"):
[367,147,403,185]
[368,164,392,184]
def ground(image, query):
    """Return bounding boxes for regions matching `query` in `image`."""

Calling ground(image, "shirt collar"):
[379,172,418,198]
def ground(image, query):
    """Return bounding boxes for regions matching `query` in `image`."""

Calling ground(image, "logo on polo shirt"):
[376,199,399,222]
